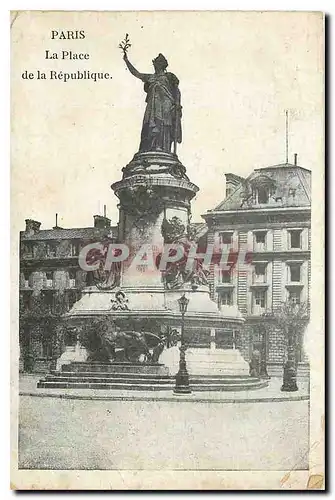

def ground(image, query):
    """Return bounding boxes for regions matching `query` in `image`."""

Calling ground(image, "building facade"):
[203,157,311,372]
[19,215,116,372]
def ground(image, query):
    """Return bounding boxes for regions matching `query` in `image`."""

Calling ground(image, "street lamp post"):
[260,315,271,380]
[174,293,191,395]
[281,329,298,392]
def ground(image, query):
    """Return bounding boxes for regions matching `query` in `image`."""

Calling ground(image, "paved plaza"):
[18,378,309,471]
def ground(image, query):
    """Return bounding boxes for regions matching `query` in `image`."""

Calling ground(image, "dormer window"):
[257,186,270,204]
[250,174,277,206]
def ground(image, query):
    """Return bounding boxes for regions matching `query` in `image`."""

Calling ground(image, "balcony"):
[216,276,234,290]
[251,263,268,288]
[252,304,267,316]
[286,283,303,290]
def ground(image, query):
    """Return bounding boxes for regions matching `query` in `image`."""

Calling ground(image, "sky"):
[11,11,323,231]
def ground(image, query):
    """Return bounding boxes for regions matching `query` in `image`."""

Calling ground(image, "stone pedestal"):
[186,348,249,376]
[56,342,88,371]
[160,344,249,376]
[64,151,250,381]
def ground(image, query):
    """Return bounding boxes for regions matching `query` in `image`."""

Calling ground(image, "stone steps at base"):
[61,363,168,375]
[43,374,262,385]
[44,376,172,385]
[37,380,268,391]
[38,361,268,391]
[52,371,257,380]
[37,381,174,391]
[52,371,172,380]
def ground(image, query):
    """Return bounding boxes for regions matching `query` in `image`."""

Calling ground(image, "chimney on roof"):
[53,212,63,230]
[224,173,245,199]
[25,219,41,235]
[94,215,111,229]
[294,153,298,166]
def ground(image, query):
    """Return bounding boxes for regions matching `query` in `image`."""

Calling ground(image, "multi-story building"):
[19,214,117,372]
[202,155,311,372]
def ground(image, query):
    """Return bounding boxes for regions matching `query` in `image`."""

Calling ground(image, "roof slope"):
[213,163,311,212]
[20,226,118,241]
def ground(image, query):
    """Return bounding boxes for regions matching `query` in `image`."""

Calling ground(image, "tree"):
[273,300,309,391]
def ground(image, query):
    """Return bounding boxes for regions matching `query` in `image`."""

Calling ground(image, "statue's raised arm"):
[123,53,149,82]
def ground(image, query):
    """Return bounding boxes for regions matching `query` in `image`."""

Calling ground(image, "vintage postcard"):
[11,10,325,490]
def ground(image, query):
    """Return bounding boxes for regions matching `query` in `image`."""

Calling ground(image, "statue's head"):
[152,53,168,71]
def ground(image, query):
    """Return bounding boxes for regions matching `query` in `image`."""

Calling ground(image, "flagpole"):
[285,110,289,164]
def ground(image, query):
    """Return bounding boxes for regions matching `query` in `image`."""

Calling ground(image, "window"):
[289,230,302,249]
[289,263,301,283]
[46,271,53,288]
[220,270,232,284]
[69,269,76,288]
[22,243,35,258]
[219,290,233,307]
[22,271,30,288]
[254,263,267,283]
[70,241,80,256]
[253,289,266,313]
[46,242,57,258]
[253,231,267,251]
[255,290,266,308]
[220,232,232,245]
[257,186,269,204]
[219,232,233,252]
[289,290,301,305]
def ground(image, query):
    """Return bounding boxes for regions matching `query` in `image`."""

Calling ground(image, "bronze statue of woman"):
[123,52,182,154]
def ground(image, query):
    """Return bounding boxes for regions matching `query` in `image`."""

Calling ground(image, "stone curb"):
[19,391,310,404]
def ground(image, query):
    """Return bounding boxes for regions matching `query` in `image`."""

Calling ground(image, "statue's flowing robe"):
[139,72,182,153]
